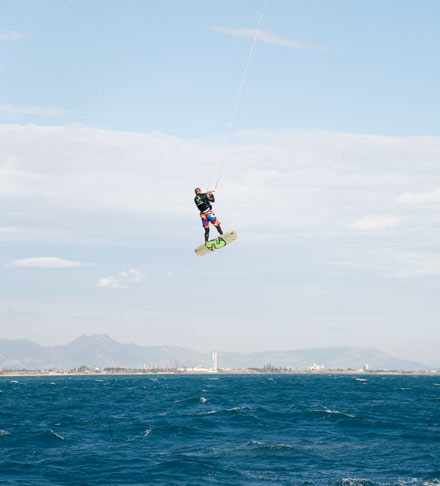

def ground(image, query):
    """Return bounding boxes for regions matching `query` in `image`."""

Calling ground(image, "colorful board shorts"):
[200,210,220,228]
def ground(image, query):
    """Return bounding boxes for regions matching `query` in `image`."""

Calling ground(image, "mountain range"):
[0,335,434,371]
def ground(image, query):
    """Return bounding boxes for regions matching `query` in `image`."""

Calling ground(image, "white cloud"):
[0,104,68,117]
[98,269,144,288]
[384,249,440,278]
[0,226,19,234]
[1,124,440,248]
[210,26,308,48]
[350,215,400,230]
[0,32,23,41]
[9,257,84,268]
[398,186,440,204]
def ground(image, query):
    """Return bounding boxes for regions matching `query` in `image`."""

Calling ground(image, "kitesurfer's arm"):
[207,190,215,202]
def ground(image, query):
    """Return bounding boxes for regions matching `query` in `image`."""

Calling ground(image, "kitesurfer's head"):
[194,188,201,194]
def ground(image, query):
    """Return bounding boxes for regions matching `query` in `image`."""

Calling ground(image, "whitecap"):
[248,439,295,450]
[313,407,355,418]
[10,380,19,384]
[326,409,355,418]
[397,479,440,486]
[337,479,378,486]
[196,407,242,416]
[0,429,11,436]
[142,429,152,437]
[200,397,207,403]
[196,410,218,416]
[355,378,368,382]
[248,439,265,446]
[49,429,64,440]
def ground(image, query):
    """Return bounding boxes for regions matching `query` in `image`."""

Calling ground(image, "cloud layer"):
[350,215,400,230]
[385,250,440,277]
[398,186,440,204]
[9,257,83,268]
[1,123,440,278]
[1,123,439,362]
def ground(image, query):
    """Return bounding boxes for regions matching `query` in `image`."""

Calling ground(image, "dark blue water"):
[1,374,439,485]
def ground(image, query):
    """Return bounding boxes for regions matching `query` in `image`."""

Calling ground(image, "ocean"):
[0,374,439,485]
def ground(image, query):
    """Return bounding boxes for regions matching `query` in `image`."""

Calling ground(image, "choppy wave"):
[310,406,356,419]
[335,479,381,485]
[335,478,440,486]
[247,439,298,451]
[0,374,439,485]
[37,429,65,444]
[194,406,244,417]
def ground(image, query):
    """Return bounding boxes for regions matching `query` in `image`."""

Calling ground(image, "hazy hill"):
[0,334,433,371]
[218,347,430,371]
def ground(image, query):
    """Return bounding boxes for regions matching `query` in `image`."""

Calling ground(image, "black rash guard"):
[194,193,215,212]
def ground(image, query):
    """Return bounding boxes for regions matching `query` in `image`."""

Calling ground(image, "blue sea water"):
[0,374,439,485]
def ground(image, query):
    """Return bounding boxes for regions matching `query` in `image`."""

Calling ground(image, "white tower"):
[212,351,218,372]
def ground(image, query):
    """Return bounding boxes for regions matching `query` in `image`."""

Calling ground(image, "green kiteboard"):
[195,230,237,257]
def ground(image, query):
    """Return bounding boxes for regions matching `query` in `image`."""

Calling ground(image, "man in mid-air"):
[194,188,223,242]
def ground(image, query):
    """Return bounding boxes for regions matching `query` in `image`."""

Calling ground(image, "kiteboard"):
[194,230,237,257]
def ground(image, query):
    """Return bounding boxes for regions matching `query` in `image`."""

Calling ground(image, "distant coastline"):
[1,369,440,377]
[1,335,436,372]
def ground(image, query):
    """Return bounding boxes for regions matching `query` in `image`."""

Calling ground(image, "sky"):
[1,0,440,365]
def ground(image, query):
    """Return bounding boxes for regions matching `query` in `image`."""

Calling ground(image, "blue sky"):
[1,1,440,366]
[2,0,440,136]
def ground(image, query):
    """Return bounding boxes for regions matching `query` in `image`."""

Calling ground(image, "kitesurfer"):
[194,188,223,242]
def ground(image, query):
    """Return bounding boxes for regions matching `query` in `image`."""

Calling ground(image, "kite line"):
[207,0,268,191]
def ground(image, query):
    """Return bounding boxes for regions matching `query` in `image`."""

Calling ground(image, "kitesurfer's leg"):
[201,212,210,242]
[216,225,223,235]
[200,213,209,243]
